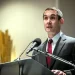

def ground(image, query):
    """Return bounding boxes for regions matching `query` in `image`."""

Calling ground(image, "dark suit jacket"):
[32,34,75,75]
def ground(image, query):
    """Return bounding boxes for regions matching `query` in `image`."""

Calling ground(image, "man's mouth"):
[47,26,52,28]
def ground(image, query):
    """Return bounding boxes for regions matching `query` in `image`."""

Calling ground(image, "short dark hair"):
[43,7,63,20]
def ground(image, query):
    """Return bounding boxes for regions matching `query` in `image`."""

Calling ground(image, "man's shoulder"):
[63,34,75,42]
[64,35,75,39]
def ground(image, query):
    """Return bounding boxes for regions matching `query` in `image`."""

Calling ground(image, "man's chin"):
[46,30,55,34]
[46,29,52,32]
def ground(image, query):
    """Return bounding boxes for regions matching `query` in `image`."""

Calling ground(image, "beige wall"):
[0,0,57,59]
[59,0,75,37]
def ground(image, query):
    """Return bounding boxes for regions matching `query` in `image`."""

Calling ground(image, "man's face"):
[43,10,61,34]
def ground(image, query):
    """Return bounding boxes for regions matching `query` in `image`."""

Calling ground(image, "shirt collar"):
[48,31,63,44]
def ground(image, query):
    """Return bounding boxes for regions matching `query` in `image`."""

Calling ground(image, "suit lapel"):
[39,39,48,67]
[53,36,65,55]
[50,34,66,69]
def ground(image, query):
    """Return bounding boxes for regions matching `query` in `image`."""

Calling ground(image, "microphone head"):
[33,38,41,46]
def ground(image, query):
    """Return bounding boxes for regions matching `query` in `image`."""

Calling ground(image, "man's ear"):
[60,18,64,24]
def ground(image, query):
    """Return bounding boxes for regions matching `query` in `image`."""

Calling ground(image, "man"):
[32,7,75,75]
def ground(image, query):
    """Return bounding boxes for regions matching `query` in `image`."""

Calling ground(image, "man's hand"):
[51,70,66,75]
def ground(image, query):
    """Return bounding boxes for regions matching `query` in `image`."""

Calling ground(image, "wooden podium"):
[0,59,54,75]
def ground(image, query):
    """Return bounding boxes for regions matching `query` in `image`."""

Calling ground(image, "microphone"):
[26,38,41,54]
[14,38,41,61]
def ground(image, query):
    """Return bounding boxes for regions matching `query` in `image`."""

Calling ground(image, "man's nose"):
[47,18,51,23]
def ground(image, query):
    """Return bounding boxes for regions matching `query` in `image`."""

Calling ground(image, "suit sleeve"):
[64,43,75,75]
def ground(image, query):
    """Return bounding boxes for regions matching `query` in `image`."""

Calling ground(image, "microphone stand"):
[14,42,32,61]
[33,48,75,68]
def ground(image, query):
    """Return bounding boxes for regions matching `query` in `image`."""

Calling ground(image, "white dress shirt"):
[46,31,63,53]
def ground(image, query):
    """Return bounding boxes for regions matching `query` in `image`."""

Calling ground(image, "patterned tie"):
[46,39,53,66]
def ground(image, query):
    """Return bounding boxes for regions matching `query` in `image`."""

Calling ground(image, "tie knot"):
[48,39,53,44]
